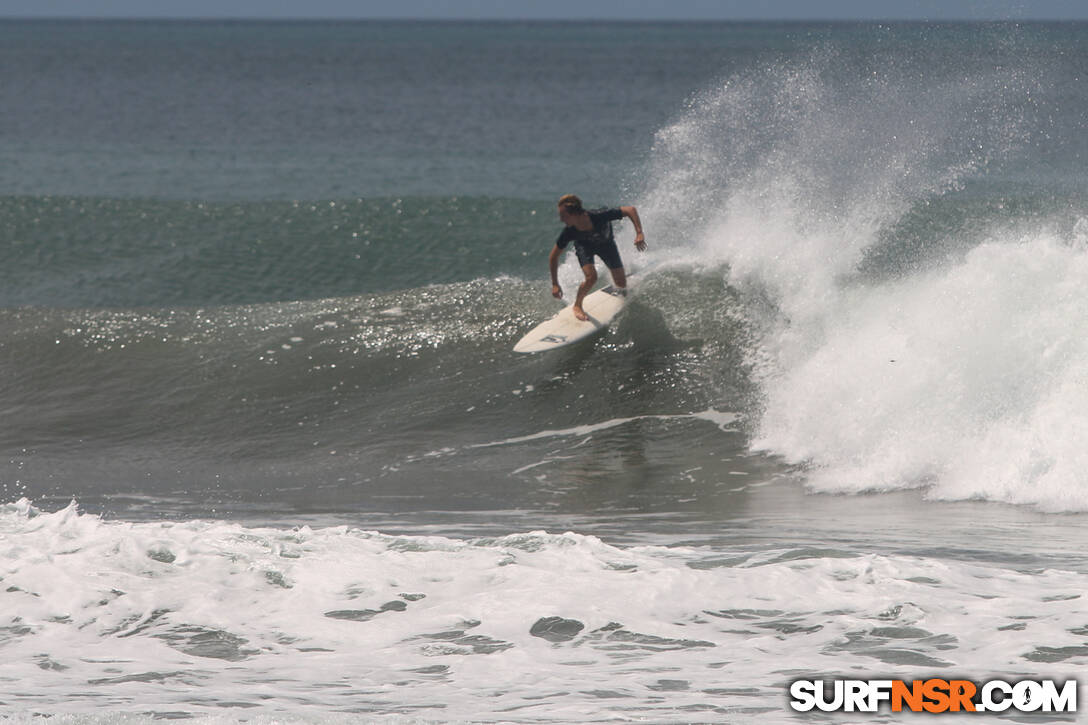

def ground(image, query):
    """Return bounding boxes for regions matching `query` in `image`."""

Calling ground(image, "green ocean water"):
[5,21,1088,721]
[4,17,1088,511]
[0,195,554,307]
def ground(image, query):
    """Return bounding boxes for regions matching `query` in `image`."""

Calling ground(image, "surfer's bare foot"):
[573,306,589,321]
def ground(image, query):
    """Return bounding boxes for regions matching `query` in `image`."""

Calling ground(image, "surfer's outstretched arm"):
[549,244,563,298]
[620,205,647,251]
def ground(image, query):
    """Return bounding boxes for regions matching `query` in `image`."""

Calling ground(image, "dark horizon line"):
[0,15,1084,24]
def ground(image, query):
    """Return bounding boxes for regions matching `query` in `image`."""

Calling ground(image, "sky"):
[4,0,1088,21]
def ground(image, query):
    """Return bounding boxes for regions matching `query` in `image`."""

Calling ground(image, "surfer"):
[550,194,646,321]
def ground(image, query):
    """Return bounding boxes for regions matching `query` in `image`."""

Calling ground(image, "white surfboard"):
[514,285,628,353]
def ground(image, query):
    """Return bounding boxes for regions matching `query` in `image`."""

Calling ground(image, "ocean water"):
[3,18,1088,723]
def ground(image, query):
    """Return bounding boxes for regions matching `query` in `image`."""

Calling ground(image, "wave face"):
[0,269,753,519]
[634,28,1088,511]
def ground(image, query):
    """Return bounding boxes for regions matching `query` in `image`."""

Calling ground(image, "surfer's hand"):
[551,284,562,299]
[634,232,647,251]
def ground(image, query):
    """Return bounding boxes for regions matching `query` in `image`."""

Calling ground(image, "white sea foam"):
[635,49,1088,511]
[754,234,1088,510]
[3,501,1087,722]
[468,409,740,448]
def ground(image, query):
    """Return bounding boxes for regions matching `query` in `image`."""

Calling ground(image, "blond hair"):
[557,194,584,214]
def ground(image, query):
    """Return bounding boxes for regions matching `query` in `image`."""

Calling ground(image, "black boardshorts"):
[574,239,623,270]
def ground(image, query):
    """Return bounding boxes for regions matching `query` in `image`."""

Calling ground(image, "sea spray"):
[633,37,1088,509]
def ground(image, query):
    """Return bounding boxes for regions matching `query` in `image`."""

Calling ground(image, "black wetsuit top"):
[555,207,625,269]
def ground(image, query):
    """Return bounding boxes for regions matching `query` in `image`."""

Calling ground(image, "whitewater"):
[4,19,1088,724]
